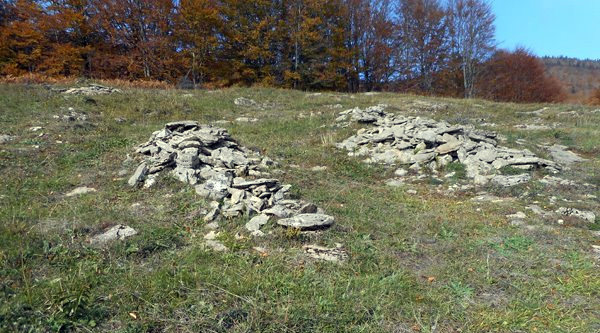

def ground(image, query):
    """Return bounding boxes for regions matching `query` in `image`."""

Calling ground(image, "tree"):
[177,0,222,87]
[395,0,449,93]
[0,0,45,75]
[90,0,180,81]
[588,88,600,105]
[345,0,396,92]
[478,48,565,103]
[447,0,495,98]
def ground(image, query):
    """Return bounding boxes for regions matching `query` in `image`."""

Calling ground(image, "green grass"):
[0,84,599,332]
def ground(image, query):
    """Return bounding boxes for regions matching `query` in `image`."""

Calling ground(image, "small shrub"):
[444,161,466,179]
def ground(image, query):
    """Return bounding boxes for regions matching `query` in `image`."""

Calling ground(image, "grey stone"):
[547,144,587,165]
[556,207,596,223]
[435,141,461,154]
[491,174,531,187]
[128,162,148,186]
[205,240,228,252]
[277,214,334,230]
[90,225,137,245]
[303,244,348,262]
[234,97,257,107]
[0,134,16,144]
[245,214,270,231]
[65,186,97,197]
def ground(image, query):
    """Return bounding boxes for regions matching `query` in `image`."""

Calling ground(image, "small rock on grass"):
[303,244,348,262]
[310,166,328,172]
[277,214,334,230]
[90,225,137,245]
[205,240,228,252]
[65,186,97,197]
[245,214,270,231]
[556,207,596,223]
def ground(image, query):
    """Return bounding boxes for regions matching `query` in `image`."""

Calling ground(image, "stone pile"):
[62,84,121,96]
[129,121,333,232]
[336,105,561,185]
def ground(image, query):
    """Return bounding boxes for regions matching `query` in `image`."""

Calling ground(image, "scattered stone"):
[491,174,531,187]
[29,126,43,132]
[556,207,596,223]
[514,124,552,130]
[539,175,592,188]
[90,225,137,245]
[303,244,348,262]
[205,240,228,252]
[63,84,121,96]
[58,109,88,122]
[546,144,587,166]
[277,214,334,230]
[65,186,97,197]
[507,212,527,219]
[234,97,257,107]
[204,231,219,240]
[336,106,559,185]
[385,179,404,187]
[235,117,259,123]
[128,163,148,186]
[406,189,417,195]
[310,166,328,172]
[592,245,600,260]
[471,193,505,203]
[0,134,16,144]
[394,168,408,177]
[245,214,270,232]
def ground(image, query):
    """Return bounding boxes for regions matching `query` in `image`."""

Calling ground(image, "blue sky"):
[491,0,600,59]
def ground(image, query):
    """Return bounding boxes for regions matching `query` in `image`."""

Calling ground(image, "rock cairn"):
[336,105,561,185]
[62,84,121,96]
[129,121,333,232]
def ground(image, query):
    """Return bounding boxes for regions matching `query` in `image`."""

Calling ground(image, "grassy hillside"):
[0,85,599,332]
[542,57,600,103]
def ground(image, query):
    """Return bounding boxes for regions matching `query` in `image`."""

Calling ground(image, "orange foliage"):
[478,48,565,103]
[588,88,600,105]
[0,0,575,104]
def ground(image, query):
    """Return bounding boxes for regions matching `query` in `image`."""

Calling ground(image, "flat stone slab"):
[303,244,348,262]
[65,186,97,197]
[90,225,137,245]
[277,214,334,230]
[556,207,596,223]
[548,144,587,165]
[245,214,270,231]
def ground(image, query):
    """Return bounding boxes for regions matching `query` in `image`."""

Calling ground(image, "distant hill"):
[541,56,600,103]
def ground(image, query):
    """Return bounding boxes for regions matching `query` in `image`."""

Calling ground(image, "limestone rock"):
[0,134,16,144]
[63,84,121,96]
[547,144,587,165]
[90,225,137,245]
[303,244,348,262]
[491,174,531,187]
[65,186,97,197]
[277,214,334,230]
[556,207,596,223]
[128,162,148,186]
[245,214,270,231]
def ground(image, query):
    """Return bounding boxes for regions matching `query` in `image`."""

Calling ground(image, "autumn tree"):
[395,0,449,93]
[587,88,600,105]
[0,0,45,75]
[447,0,495,98]
[478,48,565,103]
[345,0,396,92]
[90,0,180,81]
[177,0,222,87]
